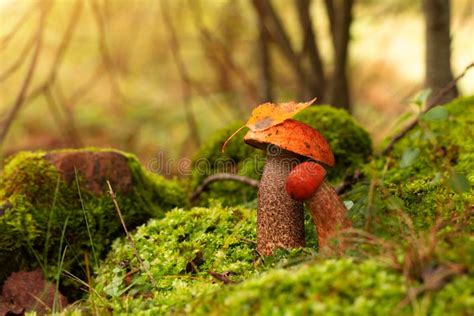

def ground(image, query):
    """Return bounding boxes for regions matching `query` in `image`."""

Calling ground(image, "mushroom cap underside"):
[244,119,335,167]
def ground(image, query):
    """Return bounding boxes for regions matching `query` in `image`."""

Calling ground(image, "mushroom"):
[244,119,336,255]
[285,161,351,249]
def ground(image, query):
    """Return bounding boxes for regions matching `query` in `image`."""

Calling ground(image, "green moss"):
[91,205,258,314]
[89,203,322,314]
[90,209,473,315]
[83,100,472,314]
[346,96,474,232]
[295,105,372,181]
[0,149,187,294]
[193,259,407,315]
[192,258,473,316]
[192,107,372,206]
[384,95,474,185]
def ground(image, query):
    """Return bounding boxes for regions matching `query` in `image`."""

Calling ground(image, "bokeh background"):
[1,0,473,176]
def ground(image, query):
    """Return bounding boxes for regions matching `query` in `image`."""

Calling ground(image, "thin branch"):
[0,3,49,148]
[107,181,158,289]
[53,84,84,146]
[324,0,336,44]
[190,0,260,105]
[189,78,235,122]
[382,61,474,156]
[335,170,363,194]
[66,65,103,106]
[191,173,259,201]
[0,31,36,82]
[252,0,308,98]
[90,0,125,102]
[160,0,201,146]
[296,0,326,100]
[43,86,82,147]
[1,0,83,145]
[208,271,235,284]
[1,2,37,49]
[48,0,83,84]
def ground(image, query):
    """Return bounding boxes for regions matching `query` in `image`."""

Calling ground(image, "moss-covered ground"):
[80,97,473,315]
[1,97,472,315]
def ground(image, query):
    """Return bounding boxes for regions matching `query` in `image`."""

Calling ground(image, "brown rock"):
[45,150,133,195]
[0,270,68,315]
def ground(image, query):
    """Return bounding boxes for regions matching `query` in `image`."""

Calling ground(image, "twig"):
[191,173,259,201]
[208,271,235,284]
[382,61,474,156]
[0,2,49,148]
[107,181,158,289]
[160,0,201,146]
[335,170,363,195]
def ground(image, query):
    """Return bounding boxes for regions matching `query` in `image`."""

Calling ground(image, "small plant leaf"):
[422,106,448,121]
[343,200,354,210]
[412,89,431,108]
[400,147,420,168]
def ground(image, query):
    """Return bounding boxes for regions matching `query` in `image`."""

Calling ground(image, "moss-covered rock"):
[0,148,187,294]
[192,106,372,206]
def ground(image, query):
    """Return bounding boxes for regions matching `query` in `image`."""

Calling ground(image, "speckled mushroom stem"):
[257,154,305,256]
[307,181,351,249]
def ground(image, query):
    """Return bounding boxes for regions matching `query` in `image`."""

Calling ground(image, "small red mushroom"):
[285,161,351,249]
[285,162,326,201]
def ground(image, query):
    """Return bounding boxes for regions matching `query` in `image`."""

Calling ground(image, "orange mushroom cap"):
[244,119,335,167]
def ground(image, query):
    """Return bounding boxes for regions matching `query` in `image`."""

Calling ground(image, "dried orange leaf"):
[246,97,316,132]
[222,98,316,153]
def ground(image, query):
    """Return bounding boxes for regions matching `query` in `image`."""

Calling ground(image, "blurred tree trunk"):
[251,0,309,99]
[257,17,273,101]
[296,0,325,101]
[251,0,354,112]
[324,0,353,111]
[423,0,458,104]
